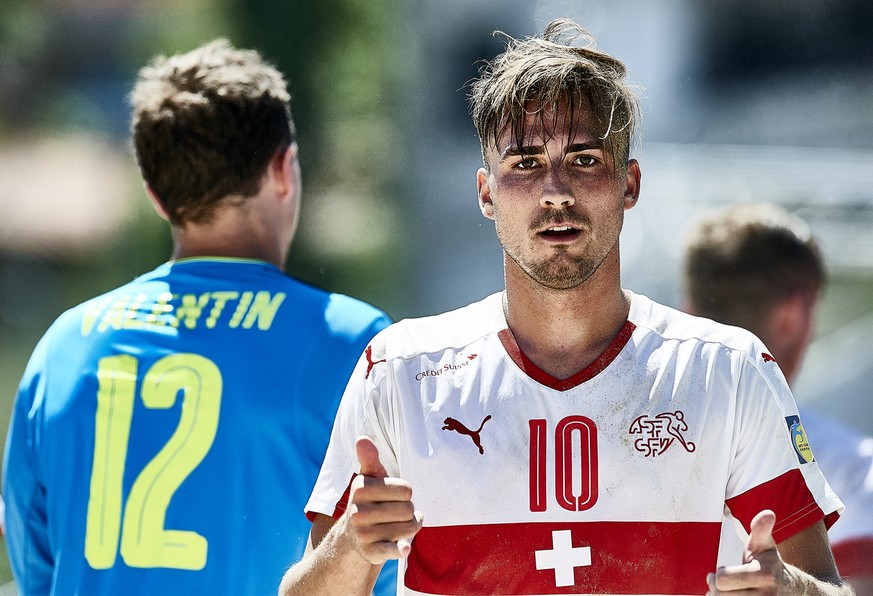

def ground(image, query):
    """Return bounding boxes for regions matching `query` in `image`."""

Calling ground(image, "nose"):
[539,168,575,209]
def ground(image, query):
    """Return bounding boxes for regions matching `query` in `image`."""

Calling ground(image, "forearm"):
[787,564,855,596]
[278,516,380,596]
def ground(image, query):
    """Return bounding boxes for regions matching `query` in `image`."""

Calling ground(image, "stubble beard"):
[499,213,604,291]
[500,218,623,291]
[514,248,600,290]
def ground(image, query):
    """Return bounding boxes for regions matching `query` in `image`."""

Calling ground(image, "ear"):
[271,143,299,200]
[765,291,818,383]
[145,184,171,222]
[477,167,495,220]
[623,159,641,210]
[772,292,816,346]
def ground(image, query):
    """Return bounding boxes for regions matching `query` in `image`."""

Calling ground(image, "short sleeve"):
[724,353,843,543]
[304,333,399,520]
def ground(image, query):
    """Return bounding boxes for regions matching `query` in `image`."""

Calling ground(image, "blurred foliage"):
[0,0,414,319]
[817,271,873,338]
[0,0,240,138]
[227,0,414,317]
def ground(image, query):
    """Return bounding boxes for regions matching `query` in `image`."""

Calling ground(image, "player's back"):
[3,258,390,595]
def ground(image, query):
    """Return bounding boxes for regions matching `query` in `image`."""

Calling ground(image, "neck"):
[171,234,284,268]
[502,249,629,380]
[170,203,287,269]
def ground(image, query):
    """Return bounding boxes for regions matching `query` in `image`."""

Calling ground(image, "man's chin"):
[526,262,594,290]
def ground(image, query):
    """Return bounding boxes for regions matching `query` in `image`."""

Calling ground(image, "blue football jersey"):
[3,258,396,595]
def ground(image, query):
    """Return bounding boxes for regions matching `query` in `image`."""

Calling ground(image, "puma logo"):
[442,415,492,454]
[364,345,385,379]
[762,353,777,363]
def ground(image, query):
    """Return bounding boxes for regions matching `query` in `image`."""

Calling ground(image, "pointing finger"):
[356,436,388,479]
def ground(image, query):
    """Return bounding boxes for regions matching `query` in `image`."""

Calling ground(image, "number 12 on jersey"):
[84,353,222,570]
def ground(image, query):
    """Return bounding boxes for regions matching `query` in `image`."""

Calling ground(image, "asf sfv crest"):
[629,410,696,457]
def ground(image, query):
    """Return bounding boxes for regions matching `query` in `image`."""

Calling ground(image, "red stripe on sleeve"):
[306,473,356,522]
[405,520,720,594]
[330,473,356,519]
[724,468,829,543]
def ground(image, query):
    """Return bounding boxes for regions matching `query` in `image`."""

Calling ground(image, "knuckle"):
[397,484,413,501]
[347,507,373,530]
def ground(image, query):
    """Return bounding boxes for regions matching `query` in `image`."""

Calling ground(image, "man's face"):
[477,99,640,290]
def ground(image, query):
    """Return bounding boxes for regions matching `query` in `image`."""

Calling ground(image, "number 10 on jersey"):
[84,353,222,570]
[530,416,599,512]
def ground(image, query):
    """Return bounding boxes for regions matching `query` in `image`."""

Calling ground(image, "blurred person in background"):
[683,202,873,594]
[2,39,395,595]
[280,19,850,595]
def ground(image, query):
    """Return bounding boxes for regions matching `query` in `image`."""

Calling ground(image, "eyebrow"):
[498,142,604,162]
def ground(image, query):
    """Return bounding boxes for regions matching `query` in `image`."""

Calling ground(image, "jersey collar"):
[497,320,636,391]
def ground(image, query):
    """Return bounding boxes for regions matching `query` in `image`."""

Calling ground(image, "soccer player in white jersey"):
[279,19,854,595]
[683,202,873,594]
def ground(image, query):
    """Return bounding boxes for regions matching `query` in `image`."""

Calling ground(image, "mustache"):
[530,212,591,231]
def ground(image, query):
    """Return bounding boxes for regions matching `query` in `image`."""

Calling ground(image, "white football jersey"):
[717,408,873,576]
[307,291,843,596]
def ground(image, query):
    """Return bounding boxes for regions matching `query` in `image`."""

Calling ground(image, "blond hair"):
[469,18,640,170]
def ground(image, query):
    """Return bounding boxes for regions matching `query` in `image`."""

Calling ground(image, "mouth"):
[538,225,583,241]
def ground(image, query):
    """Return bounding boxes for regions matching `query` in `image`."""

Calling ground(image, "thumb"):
[746,509,778,557]
[356,436,388,479]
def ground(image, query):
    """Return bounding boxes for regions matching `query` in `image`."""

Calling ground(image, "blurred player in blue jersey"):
[2,39,396,595]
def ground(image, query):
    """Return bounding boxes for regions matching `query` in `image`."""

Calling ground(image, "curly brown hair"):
[469,18,640,172]
[130,39,296,225]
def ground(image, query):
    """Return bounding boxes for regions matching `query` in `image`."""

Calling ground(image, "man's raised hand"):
[706,510,798,594]
[706,509,851,595]
[346,436,423,564]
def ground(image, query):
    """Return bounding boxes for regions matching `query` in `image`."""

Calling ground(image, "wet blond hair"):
[469,18,640,171]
